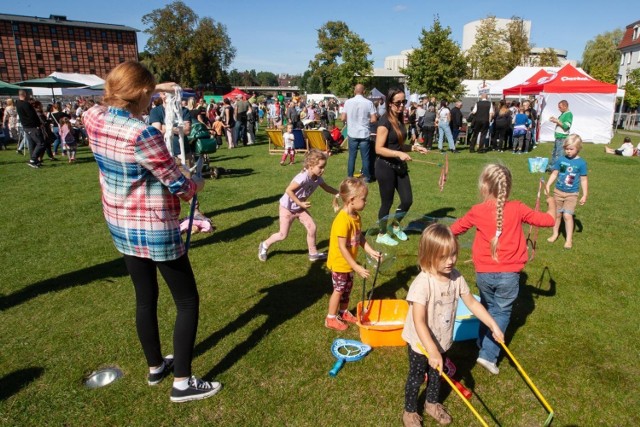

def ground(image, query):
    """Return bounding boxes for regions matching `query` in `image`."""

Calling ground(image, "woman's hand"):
[412,144,428,154]
[397,151,411,162]
[193,176,205,192]
[155,82,178,93]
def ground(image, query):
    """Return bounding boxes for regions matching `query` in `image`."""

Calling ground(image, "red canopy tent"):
[502,69,553,97]
[502,64,617,143]
[223,88,249,99]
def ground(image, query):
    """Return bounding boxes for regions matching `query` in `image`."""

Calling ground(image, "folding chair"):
[292,129,308,153]
[304,129,329,153]
[266,128,285,154]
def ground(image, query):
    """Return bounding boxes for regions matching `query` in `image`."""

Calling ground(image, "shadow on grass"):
[190,215,275,249]
[0,367,44,401]
[0,258,127,311]
[204,194,281,217]
[195,260,330,379]
[212,154,250,162]
[215,167,255,178]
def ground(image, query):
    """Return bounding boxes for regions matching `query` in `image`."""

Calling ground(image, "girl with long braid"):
[450,164,556,375]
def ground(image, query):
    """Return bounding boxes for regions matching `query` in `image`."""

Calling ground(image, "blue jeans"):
[347,137,371,181]
[438,121,455,150]
[550,137,565,168]
[476,272,520,363]
[52,127,61,154]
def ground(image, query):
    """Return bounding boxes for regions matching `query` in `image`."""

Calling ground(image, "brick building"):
[0,13,138,83]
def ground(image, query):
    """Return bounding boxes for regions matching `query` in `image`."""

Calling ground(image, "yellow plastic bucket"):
[356,299,408,347]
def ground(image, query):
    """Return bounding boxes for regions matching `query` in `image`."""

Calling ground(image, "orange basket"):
[356,299,409,347]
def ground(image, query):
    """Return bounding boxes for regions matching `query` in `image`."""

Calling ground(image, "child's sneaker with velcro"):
[339,310,359,324]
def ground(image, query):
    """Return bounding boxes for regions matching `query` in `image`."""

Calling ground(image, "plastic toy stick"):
[185,157,203,253]
[499,342,555,426]
[526,178,545,261]
[412,159,443,167]
[416,342,488,427]
[364,256,382,315]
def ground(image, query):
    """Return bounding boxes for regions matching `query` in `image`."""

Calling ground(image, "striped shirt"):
[84,105,196,261]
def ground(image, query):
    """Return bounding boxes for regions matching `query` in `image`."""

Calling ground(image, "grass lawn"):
[1,129,639,426]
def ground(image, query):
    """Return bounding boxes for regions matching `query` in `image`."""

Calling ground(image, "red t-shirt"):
[451,200,554,273]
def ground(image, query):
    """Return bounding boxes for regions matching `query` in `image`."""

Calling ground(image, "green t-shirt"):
[554,111,573,139]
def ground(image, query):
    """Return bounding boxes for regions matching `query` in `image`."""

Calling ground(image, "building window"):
[117,32,122,41]
[90,68,96,74]
[88,56,94,62]
[101,31,107,38]
[102,43,108,50]
[52,40,59,48]
[104,57,110,63]
[0,67,7,74]
[72,55,78,62]
[15,37,21,45]
[634,26,639,40]
[620,54,625,65]
[627,52,631,64]
[32,25,38,33]
[12,23,19,32]
[118,44,124,51]
[85,29,91,37]
[56,67,62,72]
[36,53,43,60]
[34,39,41,46]
[50,27,57,35]
[119,57,125,63]
[87,42,93,50]
[38,67,45,74]
[54,54,61,61]
[0,52,4,59]
[68,28,74,36]
[70,41,76,49]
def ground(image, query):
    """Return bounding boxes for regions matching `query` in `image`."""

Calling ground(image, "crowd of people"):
[0,61,628,423]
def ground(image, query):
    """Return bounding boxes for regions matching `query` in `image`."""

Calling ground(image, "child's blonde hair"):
[303,149,328,171]
[478,163,512,261]
[333,177,367,212]
[563,134,583,151]
[418,223,458,273]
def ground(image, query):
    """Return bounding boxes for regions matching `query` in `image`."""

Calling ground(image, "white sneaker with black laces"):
[170,376,222,403]
[308,252,327,262]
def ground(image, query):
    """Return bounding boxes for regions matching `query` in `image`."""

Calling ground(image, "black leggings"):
[375,157,413,228]
[404,346,442,412]
[123,254,199,378]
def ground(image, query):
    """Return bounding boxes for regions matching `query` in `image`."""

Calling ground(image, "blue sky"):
[5,1,634,75]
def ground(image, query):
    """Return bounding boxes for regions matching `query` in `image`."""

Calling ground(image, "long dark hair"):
[384,88,405,142]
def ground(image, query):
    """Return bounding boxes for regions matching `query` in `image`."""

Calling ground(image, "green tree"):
[536,48,561,67]
[328,32,373,97]
[142,1,235,87]
[299,70,323,94]
[308,21,372,96]
[402,17,467,100]
[581,29,623,84]
[624,68,640,110]
[466,16,510,79]
[256,71,279,86]
[505,17,531,69]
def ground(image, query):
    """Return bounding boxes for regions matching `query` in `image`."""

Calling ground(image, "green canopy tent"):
[15,76,85,101]
[0,80,27,96]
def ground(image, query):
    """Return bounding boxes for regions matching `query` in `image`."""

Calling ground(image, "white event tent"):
[27,72,105,97]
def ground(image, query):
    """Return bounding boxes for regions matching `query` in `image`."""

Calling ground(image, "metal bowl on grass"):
[84,367,123,389]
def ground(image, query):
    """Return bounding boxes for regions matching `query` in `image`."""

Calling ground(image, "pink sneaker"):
[325,316,348,331]
[339,310,359,324]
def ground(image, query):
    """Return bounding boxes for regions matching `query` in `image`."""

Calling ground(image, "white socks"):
[149,361,165,374]
[173,378,189,390]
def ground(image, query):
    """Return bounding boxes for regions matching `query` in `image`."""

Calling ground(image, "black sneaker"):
[170,376,222,403]
[28,161,40,169]
[147,355,174,385]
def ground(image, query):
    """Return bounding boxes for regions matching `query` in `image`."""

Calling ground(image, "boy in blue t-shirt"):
[545,134,588,249]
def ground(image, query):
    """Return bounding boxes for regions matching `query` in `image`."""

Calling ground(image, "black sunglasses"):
[391,99,407,107]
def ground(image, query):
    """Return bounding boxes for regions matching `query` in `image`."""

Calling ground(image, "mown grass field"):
[1,129,639,426]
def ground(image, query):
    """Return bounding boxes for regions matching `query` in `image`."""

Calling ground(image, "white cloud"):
[393,4,407,12]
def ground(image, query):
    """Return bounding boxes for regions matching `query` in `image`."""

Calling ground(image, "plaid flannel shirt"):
[85,105,196,261]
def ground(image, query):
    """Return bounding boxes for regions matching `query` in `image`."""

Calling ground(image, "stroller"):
[190,123,222,179]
